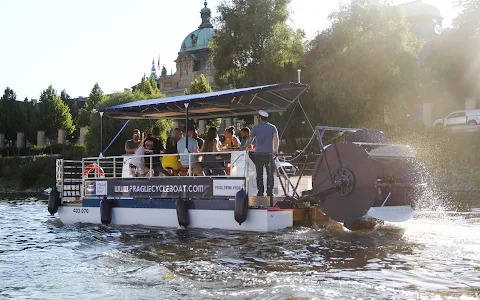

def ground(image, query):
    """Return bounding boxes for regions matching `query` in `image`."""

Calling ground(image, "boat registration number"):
[73,208,89,214]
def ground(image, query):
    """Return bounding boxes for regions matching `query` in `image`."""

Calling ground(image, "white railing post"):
[188,152,192,176]
[149,156,153,177]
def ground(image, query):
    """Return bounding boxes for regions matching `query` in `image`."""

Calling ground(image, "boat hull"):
[58,205,294,232]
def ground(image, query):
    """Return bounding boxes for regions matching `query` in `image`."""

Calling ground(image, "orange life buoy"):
[84,163,105,177]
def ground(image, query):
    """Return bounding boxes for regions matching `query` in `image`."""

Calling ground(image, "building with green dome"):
[159,1,216,96]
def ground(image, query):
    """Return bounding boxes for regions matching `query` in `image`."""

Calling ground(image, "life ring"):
[84,163,105,177]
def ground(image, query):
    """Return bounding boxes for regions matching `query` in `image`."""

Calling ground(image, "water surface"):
[0,196,479,299]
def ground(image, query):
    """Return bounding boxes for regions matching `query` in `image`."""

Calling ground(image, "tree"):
[61,89,81,122]
[134,75,163,98]
[85,83,106,111]
[37,85,75,138]
[185,74,213,94]
[301,0,423,127]
[0,87,27,143]
[77,83,107,128]
[84,90,172,156]
[23,97,38,144]
[184,74,221,130]
[210,0,305,88]
[425,0,480,114]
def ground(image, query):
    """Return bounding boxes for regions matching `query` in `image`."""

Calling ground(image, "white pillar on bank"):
[422,103,434,127]
[225,118,232,128]
[58,129,66,144]
[16,132,24,148]
[198,120,205,134]
[79,127,87,145]
[0,133,4,148]
[253,115,259,126]
[37,131,45,146]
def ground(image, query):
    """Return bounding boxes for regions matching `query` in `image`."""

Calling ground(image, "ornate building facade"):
[158,2,216,96]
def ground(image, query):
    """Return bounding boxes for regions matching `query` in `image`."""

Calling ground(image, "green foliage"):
[206,118,222,130]
[210,0,305,88]
[0,87,27,141]
[424,0,480,115]
[23,98,38,144]
[185,74,213,94]
[301,0,423,127]
[76,83,107,128]
[37,85,75,137]
[61,89,81,122]
[385,125,480,191]
[86,83,106,111]
[84,90,172,156]
[184,74,221,129]
[134,75,163,99]
[0,156,57,190]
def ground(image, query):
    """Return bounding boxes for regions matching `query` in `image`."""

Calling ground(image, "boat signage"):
[212,179,245,196]
[84,177,245,198]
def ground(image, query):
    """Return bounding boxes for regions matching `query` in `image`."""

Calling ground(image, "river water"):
[0,194,479,300]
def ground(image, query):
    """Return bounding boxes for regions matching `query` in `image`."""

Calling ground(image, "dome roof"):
[179,2,214,53]
[398,0,442,19]
[180,27,214,53]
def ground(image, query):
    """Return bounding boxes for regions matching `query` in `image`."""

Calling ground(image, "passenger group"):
[124,110,278,196]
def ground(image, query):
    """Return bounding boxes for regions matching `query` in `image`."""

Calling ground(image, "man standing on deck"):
[242,110,279,196]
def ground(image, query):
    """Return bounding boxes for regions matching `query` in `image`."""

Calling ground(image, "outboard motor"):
[176,197,190,228]
[47,187,61,215]
[100,197,113,225]
[234,189,249,225]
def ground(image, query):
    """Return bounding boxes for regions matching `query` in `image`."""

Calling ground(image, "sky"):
[0,0,460,100]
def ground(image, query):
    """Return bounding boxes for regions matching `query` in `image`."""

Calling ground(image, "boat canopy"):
[100,82,309,119]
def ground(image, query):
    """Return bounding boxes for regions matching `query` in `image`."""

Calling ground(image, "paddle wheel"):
[288,127,425,230]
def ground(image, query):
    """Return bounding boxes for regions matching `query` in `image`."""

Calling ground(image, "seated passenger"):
[193,129,204,149]
[144,127,167,176]
[125,129,142,176]
[162,128,182,173]
[223,126,240,150]
[130,132,150,177]
[201,127,226,176]
[177,127,204,176]
[240,127,256,150]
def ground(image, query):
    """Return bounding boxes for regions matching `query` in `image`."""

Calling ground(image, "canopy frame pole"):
[184,103,191,176]
[99,112,104,157]
[102,120,130,155]
[279,99,299,141]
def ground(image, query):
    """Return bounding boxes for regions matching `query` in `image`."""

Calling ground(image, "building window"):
[194,60,200,72]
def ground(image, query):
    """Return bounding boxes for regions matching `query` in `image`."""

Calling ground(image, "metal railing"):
[56,159,83,201]
[79,151,248,179]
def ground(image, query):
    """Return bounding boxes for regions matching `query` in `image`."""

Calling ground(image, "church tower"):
[150,59,157,80]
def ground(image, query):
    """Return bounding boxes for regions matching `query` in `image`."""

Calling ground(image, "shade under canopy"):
[100,82,309,119]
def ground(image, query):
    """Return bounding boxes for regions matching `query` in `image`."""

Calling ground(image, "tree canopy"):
[301,0,423,127]
[210,0,305,88]
[424,0,480,115]
[37,85,75,137]
[84,89,171,156]
[0,87,27,142]
[184,74,221,130]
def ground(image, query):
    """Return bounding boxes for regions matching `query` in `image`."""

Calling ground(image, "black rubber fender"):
[47,187,61,215]
[176,197,190,228]
[100,197,113,225]
[234,189,249,225]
